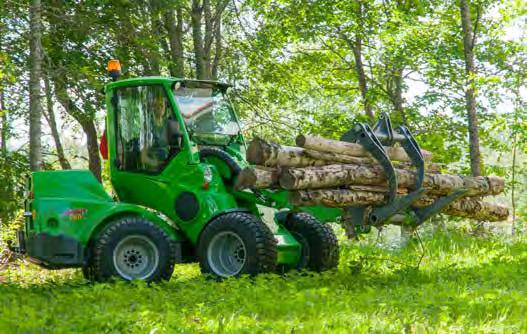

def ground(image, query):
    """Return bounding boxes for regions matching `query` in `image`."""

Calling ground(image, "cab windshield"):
[173,82,240,145]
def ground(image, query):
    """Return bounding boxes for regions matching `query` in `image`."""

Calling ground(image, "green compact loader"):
[13,60,447,282]
[14,61,343,282]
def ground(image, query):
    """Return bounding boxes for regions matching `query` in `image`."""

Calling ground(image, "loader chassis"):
[19,77,311,280]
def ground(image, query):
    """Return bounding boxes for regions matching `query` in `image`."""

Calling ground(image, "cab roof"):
[105,76,230,91]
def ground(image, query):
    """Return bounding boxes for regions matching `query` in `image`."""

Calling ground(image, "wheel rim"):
[113,235,159,280]
[207,231,247,277]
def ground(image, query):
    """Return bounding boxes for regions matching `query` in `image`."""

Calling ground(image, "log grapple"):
[340,113,467,236]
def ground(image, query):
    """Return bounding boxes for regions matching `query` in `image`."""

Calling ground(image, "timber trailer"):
[11,60,460,282]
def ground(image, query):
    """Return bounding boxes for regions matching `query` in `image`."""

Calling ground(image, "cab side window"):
[114,85,180,173]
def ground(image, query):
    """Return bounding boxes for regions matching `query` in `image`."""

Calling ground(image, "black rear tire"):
[285,212,339,272]
[90,216,177,282]
[198,212,277,278]
[81,263,95,281]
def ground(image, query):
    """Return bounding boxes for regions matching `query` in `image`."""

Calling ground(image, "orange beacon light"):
[107,59,121,81]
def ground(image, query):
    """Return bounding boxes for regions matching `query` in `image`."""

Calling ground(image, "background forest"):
[1,1,527,333]
[0,0,526,228]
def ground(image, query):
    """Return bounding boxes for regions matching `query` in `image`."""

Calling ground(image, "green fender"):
[86,203,185,246]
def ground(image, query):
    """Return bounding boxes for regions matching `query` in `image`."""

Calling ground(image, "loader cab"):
[105,78,244,170]
[104,75,243,243]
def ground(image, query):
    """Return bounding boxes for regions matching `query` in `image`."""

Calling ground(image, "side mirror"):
[167,119,183,147]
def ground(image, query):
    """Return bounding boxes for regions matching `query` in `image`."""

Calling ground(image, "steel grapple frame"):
[339,113,467,235]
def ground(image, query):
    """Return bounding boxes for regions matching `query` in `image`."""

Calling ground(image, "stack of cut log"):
[235,135,509,222]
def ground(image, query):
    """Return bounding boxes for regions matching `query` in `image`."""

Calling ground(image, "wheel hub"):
[207,231,247,277]
[113,235,159,280]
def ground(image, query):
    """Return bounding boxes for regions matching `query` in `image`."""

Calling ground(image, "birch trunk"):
[247,138,381,167]
[29,0,43,171]
[460,0,482,176]
[296,135,432,162]
[0,88,6,158]
[247,138,327,167]
[279,164,504,196]
[289,189,508,221]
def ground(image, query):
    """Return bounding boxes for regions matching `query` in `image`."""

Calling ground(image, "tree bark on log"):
[247,138,389,167]
[279,164,504,196]
[348,184,408,194]
[296,135,432,162]
[289,189,508,222]
[247,138,329,167]
[248,138,443,171]
[413,196,508,221]
[290,189,385,207]
[303,148,378,165]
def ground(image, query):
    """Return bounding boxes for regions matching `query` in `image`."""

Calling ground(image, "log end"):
[246,138,266,165]
[295,134,307,147]
[234,167,257,190]
[487,175,505,195]
[278,169,296,190]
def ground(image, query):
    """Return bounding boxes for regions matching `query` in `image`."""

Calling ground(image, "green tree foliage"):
[0,0,525,222]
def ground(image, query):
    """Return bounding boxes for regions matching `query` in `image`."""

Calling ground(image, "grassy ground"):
[1,229,526,333]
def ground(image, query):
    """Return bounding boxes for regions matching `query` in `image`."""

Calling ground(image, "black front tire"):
[198,212,277,278]
[90,216,177,282]
[285,212,339,272]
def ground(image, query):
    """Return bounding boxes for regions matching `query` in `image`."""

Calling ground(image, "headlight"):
[203,166,213,190]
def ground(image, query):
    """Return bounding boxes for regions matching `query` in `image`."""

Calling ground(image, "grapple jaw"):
[340,112,462,236]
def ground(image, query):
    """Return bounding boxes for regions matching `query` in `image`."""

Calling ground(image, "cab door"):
[107,83,194,218]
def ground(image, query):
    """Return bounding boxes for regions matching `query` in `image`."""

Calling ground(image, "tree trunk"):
[43,73,71,170]
[203,0,213,78]
[289,189,508,221]
[278,164,504,196]
[340,2,374,122]
[54,79,101,181]
[29,0,43,171]
[211,9,222,79]
[391,64,407,124]
[0,88,6,158]
[164,7,185,77]
[511,128,517,234]
[191,0,228,80]
[147,0,164,76]
[79,119,101,182]
[460,0,482,176]
[348,184,408,194]
[351,35,374,122]
[296,135,432,162]
[191,0,208,79]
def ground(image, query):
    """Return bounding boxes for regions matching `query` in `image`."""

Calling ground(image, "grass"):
[1,229,527,333]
